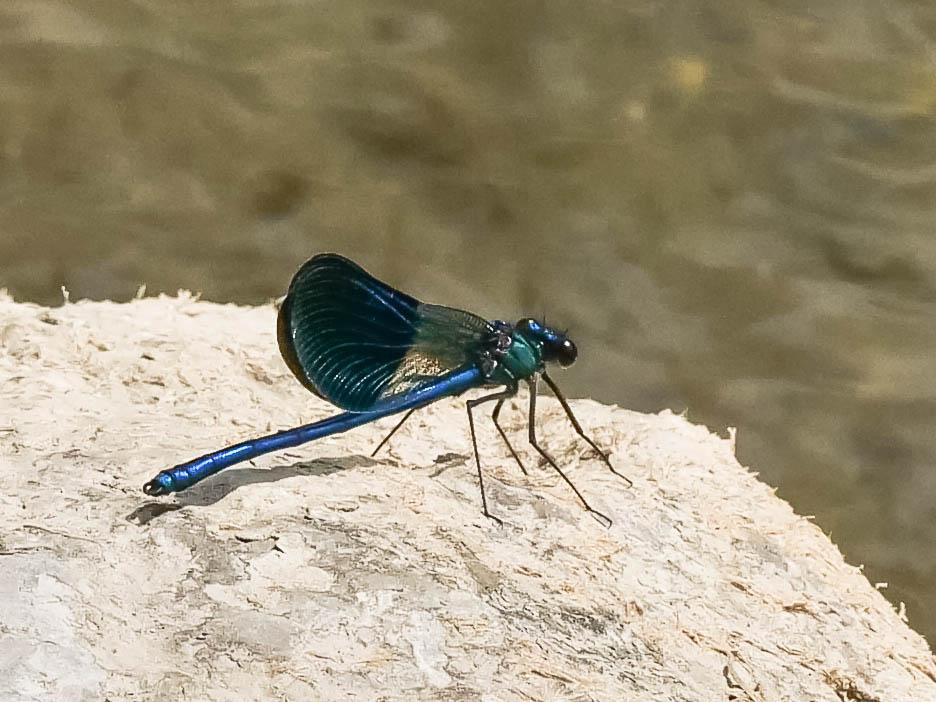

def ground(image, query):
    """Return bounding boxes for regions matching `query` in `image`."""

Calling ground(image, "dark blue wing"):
[277,254,491,411]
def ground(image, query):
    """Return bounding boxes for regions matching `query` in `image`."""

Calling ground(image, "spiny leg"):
[541,370,632,487]
[370,407,418,458]
[466,384,518,525]
[491,398,529,476]
[373,400,529,477]
[528,376,612,528]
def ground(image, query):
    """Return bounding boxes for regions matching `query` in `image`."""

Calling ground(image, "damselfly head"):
[516,318,578,368]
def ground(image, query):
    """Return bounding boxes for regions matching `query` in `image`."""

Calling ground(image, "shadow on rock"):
[127,455,379,523]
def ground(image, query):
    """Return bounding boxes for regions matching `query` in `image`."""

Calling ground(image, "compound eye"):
[558,338,577,367]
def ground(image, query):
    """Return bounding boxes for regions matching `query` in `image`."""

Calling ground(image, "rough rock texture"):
[1,293,933,701]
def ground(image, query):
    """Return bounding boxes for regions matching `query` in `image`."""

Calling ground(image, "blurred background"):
[1,1,934,642]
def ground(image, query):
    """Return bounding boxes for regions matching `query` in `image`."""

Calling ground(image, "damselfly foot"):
[588,508,613,529]
[483,511,505,527]
[594,449,633,488]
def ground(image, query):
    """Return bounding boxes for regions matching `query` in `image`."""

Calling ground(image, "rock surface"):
[1,292,933,701]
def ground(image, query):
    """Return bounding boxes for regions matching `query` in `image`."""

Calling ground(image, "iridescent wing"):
[277,254,491,411]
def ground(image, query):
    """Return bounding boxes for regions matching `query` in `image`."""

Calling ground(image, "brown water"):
[2,1,935,643]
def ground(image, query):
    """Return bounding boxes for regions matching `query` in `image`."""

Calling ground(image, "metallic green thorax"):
[488,330,542,385]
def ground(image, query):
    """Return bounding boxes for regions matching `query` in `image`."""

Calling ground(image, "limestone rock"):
[1,293,933,701]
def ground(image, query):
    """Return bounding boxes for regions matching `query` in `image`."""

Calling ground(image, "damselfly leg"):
[491,397,530,476]
[541,370,632,487]
[370,408,417,457]
[373,398,531,479]
[528,376,613,528]
[466,384,519,526]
